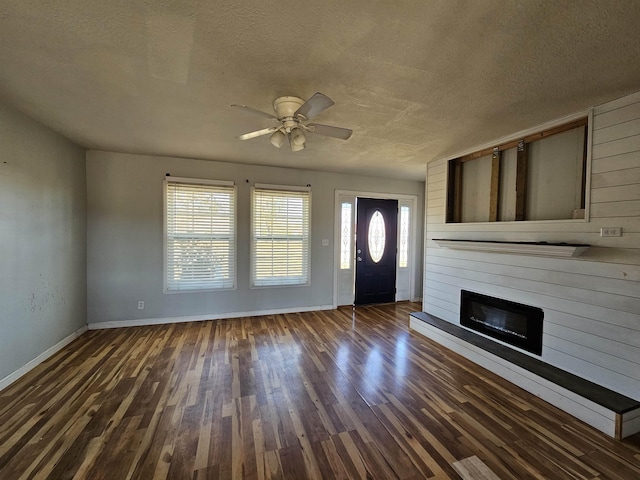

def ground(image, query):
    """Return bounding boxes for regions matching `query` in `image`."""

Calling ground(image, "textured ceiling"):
[2,1,640,180]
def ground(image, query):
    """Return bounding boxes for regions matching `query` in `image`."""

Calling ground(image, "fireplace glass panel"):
[461,290,543,355]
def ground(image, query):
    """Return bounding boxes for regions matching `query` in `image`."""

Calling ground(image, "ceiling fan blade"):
[238,126,278,140]
[294,92,334,120]
[231,104,279,120]
[307,123,353,140]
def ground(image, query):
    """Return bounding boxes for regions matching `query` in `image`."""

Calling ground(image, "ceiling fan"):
[232,92,352,152]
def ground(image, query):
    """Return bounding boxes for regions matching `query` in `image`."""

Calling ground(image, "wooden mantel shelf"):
[433,239,590,257]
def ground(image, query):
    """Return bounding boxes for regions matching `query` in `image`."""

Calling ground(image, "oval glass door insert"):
[368,210,386,263]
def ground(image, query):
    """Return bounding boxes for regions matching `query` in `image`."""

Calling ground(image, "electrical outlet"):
[137,301,145,310]
[600,227,622,237]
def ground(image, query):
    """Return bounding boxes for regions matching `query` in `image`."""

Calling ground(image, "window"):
[252,184,311,287]
[340,202,352,269]
[399,205,410,268]
[446,118,588,223]
[368,210,386,263]
[164,178,236,291]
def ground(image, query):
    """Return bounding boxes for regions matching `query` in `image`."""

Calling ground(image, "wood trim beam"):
[446,160,463,223]
[489,148,500,222]
[515,140,528,221]
[459,117,588,163]
[580,124,588,209]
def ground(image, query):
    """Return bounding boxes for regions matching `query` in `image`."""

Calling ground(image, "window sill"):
[164,286,236,294]
[250,282,310,289]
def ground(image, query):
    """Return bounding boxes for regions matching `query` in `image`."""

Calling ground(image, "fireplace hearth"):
[460,290,543,355]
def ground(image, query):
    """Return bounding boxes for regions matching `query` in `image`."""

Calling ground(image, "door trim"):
[333,190,419,308]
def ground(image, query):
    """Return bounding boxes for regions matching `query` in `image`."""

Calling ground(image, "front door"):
[354,198,398,305]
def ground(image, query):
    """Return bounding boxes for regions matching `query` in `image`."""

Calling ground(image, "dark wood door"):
[354,198,398,305]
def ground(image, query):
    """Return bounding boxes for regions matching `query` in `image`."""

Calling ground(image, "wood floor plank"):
[1,302,640,479]
[452,455,501,480]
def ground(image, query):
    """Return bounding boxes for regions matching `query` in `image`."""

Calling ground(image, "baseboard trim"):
[88,304,335,330]
[0,325,88,391]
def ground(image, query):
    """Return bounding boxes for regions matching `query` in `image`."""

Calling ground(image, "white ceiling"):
[1,1,640,181]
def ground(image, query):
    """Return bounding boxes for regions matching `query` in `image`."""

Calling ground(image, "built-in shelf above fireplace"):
[433,239,590,257]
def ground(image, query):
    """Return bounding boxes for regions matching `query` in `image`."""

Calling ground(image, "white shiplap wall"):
[423,91,640,401]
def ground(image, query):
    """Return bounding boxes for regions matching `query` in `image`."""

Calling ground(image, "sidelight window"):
[399,205,410,268]
[340,202,352,269]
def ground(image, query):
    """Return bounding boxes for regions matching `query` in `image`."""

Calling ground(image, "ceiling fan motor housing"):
[273,96,305,119]
[273,97,305,144]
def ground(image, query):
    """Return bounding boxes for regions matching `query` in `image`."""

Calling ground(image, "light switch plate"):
[322,239,329,247]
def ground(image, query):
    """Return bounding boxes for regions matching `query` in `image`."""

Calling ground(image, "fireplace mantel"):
[433,239,590,257]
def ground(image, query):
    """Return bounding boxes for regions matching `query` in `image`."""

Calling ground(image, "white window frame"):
[164,176,237,293]
[251,183,311,288]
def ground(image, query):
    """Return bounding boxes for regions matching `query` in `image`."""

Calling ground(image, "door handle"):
[357,256,363,261]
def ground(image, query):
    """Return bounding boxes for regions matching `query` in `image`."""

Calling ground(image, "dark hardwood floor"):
[1,302,639,479]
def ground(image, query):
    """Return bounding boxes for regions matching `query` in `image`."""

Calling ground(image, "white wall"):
[423,91,640,401]
[0,103,86,382]
[527,127,586,221]
[461,154,491,223]
[86,151,424,326]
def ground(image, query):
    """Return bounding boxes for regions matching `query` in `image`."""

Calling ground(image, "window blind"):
[252,185,311,287]
[165,179,236,291]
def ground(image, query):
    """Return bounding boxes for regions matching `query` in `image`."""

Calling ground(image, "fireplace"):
[460,290,543,355]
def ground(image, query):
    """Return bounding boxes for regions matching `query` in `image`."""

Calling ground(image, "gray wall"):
[0,103,86,382]
[86,151,425,326]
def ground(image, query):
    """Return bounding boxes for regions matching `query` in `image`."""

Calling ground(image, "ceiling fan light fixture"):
[269,129,286,148]
[291,141,305,152]
[290,127,305,146]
